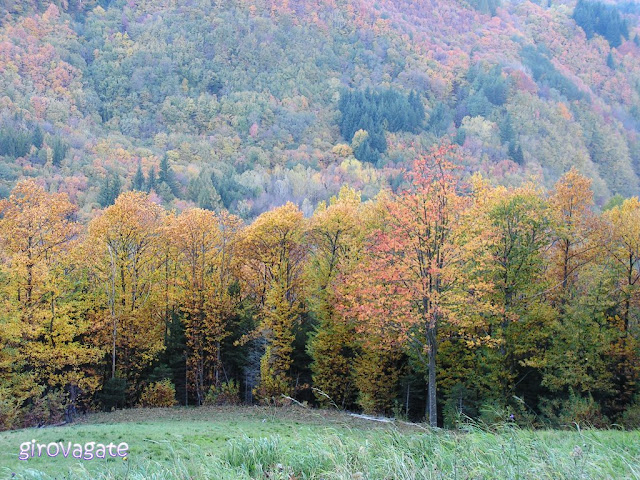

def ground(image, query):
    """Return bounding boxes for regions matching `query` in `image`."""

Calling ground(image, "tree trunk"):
[111,319,117,379]
[427,323,437,427]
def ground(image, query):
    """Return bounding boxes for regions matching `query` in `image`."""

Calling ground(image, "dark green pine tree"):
[111,174,122,203]
[158,155,178,196]
[146,166,157,192]
[0,128,31,158]
[51,137,67,167]
[369,124,387,154]
[133,163,146,191]
[188,170,223,211]
[509,142,525,165]
[408,91,426,132]
[156,181,174,203]
[607,51,616,70]
[31,126,43,149]
[500,113,516,145]
[98,173,122,207]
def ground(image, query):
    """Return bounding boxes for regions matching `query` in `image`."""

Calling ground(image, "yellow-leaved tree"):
[238,202,307,404]
[0,180,100,426]
[166,208,242,405]
[86,191,166,393]
[306,186,370,409]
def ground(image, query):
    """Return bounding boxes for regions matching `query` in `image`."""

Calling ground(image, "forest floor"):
[0,405,639,479]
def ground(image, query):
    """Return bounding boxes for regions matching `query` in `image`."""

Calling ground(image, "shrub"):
[621,398,640,429]
[478,401,511,427]
[139,380,177,408]
[540,390,609,428]
[0,388,19,430]
[205,380,241,406]
[22,390,66,427]
[99,377,127,411]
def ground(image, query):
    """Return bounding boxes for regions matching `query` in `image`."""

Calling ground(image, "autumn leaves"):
[1,145,640,428]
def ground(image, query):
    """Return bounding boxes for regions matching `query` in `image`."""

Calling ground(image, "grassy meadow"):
[0,406,638,479]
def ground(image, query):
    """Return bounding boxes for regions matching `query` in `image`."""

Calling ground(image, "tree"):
[146,166,157,193]
[547,168,598,307]
[31,127,43,149]
[51,138,67,167]
[132,163,146,191]
[0,180,99,422]
[508,142,524,165]
[607,51,616,70]
[573,0,629,48]
[86,191,166,389]
[166,208,242,404]
[188,170,223,211]
[158,155,178,197]
[470,180,552,404]
[602,197,640,411]
[238,202,307,403]
[341,145,474,426]
[97,173,121,208]
[306,186,367,409]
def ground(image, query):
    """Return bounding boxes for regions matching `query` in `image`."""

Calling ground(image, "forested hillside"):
[2,152,640,430]
[0,0,640,220]
[2,0,640,430]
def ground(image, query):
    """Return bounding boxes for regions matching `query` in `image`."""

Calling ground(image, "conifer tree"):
[133,163,146,191]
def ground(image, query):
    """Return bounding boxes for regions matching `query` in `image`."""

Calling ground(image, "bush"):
[0,389,19,431]
[621,398,640,430]
[99,377,127,411]
[478,401,511,427]
[22,390,66,427]
[139,380,177,408]
[205,380,241,406]
[540,390,609,428]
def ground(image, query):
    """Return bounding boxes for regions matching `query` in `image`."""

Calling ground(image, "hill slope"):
[0,0,640,217]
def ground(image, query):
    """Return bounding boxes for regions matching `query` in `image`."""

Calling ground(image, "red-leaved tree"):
[340,144,484,426]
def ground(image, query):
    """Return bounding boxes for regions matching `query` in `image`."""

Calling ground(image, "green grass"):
[0,406,638,479]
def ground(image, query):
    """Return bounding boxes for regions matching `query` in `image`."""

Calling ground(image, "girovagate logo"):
[19,439,129,460]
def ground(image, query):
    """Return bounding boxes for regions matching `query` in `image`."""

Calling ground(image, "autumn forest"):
[2,0,640,431]
[1,146,640,430]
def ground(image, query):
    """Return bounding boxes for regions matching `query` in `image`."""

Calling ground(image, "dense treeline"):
[1,145,640,429]
[573,0,629,48]
[338,88,425,164]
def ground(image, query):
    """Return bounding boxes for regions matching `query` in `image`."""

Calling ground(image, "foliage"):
[239,203,307,403]
[99,377,127,411]
[1,0,640,425]
[204,380,241,406]
[139,379,178,408]
[539,390,609,429]
[520,46,584,101]
[339,88,425,163]
[621,396,640,429]
[0,0,638,213]
[573,0,629,48]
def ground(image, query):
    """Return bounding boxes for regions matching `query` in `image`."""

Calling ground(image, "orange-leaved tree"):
[340,144,474,426]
